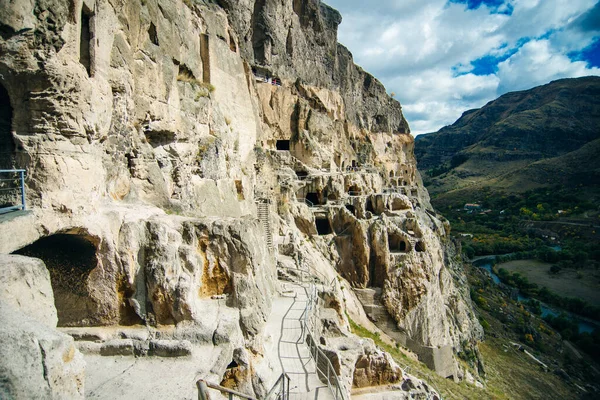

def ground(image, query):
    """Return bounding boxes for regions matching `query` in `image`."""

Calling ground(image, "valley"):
[417,76,600,398]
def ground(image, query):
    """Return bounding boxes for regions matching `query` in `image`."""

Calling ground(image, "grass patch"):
[347,314,583,399]
[498,259,600,305]
[177,65,215,99]
[347,317,491,399]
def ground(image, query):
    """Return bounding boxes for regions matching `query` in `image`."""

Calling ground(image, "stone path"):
[64,276,336,400]
[267,281,333,400]
[84,345,221,399]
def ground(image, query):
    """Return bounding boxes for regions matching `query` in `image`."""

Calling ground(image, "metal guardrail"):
[297,197,315,207]
[200,265,346,400]
[278,265,346,400]
[197,373,290,400]
[253,73,282,87]
[264,373,291,400]
[302,282,347,400]
[0,169,26,214]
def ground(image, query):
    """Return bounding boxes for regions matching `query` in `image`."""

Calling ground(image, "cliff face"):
[0,0,481,397]
[217,0,410,134]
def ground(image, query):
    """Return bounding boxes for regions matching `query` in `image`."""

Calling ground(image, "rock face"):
[0,0,482,396]
[0,255,85,399]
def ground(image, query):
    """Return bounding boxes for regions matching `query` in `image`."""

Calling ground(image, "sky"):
[324,0,600,135]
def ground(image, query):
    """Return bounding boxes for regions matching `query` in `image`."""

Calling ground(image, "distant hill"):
[415,76,600,206]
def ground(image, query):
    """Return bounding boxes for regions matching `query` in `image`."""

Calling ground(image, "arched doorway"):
[13,233,100,326]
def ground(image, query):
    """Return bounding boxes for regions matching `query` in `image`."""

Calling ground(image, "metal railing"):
[199,265,346,400]
[296,197,315,207]
[277,264,346,399]
[301,283,347,400]
[197,373,290,400]
[264,373,291,400]
[0,169,26,214]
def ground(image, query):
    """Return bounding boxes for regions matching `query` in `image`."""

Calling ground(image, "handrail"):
[302,282,347,400]
[277,265,346,399]
[0,169,26,214]
[296,197,315,207]
[197,374,289,400]
[264,373,290,400]
[197,380,257,400]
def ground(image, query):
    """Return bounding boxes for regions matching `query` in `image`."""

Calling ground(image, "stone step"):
[353,288,407,346]
[354,287,382,305]
[75,338,193,358]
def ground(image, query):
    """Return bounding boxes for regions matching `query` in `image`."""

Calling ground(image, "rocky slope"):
[0,0,481,398]
[415,77,600,204]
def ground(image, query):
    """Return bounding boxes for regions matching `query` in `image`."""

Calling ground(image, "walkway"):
[268,281,333,400]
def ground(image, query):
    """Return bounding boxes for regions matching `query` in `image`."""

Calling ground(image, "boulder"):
[0,254,58,328]
[0,302,85,399]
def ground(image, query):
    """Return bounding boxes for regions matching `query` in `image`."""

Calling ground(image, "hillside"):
[415,77,600,206]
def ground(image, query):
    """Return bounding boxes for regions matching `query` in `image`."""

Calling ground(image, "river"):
[473,256,598,334]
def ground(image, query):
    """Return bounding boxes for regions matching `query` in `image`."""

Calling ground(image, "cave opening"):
[13,233,99,326]
[276,140,290,151]
[200,33,211,84]
[315,217,333,235]
[80,5,93,76]
[228,28,237,52]
[345,204,355,215]
[148,22,159,46]
[0,84,14,168]
[295,170,308,180]
[235,179,244,200]
[305,192,326,206]
[368,247,385,287]
[388,234,408,253]
[415,241,426,252]
[365,198,375,214]
[347,185,361,195]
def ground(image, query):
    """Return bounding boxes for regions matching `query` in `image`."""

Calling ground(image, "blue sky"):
[324,0,600,135]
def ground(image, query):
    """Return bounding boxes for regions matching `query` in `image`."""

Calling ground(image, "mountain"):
[415,77,600,206]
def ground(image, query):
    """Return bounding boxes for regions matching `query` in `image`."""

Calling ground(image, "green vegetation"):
[543,313,600,359]
[466,263,599,396]
[426,154,469,178]
[347,314,576,399]
[494,266,600,321]
[441,186,599,258]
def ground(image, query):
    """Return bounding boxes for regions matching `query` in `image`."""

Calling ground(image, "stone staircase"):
[257,200,273,252]
[353,288,407,346]
[354,288,458,379]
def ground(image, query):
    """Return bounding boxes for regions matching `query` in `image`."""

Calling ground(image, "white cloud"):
[497,39,600,93]
[325,0,600,135]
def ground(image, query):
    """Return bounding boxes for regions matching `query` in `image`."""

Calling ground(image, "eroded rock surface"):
[0,0,482,397]
[0,256,85,399]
